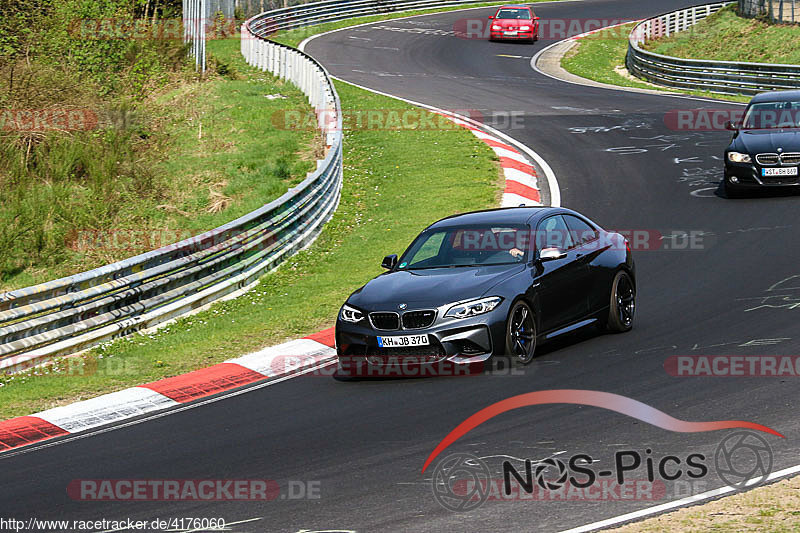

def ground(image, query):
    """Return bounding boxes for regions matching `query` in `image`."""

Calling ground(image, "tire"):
[505,300,537,365]
[606,270,635,332]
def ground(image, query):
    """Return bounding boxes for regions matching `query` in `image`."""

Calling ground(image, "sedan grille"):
[780,152,800,165]
[756,153,779,165]
[369,312,400,330]
[401,310,436,329]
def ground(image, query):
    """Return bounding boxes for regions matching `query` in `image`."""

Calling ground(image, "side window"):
[536,215,573,252]
[564,215,599,248]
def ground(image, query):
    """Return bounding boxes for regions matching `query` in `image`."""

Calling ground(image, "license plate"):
[763,167,798,177]
[504,31,518,35]
[377,334,429,348]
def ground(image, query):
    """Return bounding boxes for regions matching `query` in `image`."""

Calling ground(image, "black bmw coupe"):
[335,207,635,370]
[724,90,800,197]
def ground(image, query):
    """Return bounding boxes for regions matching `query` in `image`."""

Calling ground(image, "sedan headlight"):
[727,151,751,163]
[445,297,502,319]
[340,304,365,323]
[491,24,501,30]
[519,25,530,30]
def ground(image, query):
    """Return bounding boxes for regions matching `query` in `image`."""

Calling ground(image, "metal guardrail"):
[627,2,800,95]
[0,25,343,371]
[243,0,503,39]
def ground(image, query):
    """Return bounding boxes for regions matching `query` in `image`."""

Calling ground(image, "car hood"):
[495,19,529,27]
[347,264,525,311]
[733,129,800,155]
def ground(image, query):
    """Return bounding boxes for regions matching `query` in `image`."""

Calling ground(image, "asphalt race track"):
[3,1,800,531]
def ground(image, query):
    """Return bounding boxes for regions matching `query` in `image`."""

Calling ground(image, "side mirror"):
[533,16,540,20]
[539,247,567,262]
[488,15,494,19]
[725,120,739,131]
[381,254,398,269]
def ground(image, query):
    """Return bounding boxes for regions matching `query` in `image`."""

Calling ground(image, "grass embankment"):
[645,5,800,64]
[0,72,500,420]
[611,475,800,532]
[560,23,750,103]
[0,2,316,291]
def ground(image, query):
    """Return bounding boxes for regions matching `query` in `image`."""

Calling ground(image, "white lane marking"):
[0,360,337,460]
[529,25,747,107]
[36,386,178,433]
[496,54,526,59]
[560,462,800,533]
[347,36,372,41]
[690,187,719,197]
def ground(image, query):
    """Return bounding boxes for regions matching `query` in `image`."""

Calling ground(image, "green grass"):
[560,23,750,103]
[270,0,562,48]
[0,37,317,292]
[645,5,800,64]
[0,75,500,420]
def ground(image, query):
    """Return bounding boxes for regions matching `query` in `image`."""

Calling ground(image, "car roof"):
[497,5,532,9]
[428,206,573,229]
[751,90,800,104]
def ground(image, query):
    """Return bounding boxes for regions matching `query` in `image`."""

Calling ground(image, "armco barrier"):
[0,31,343,371]
[627,2,800,95]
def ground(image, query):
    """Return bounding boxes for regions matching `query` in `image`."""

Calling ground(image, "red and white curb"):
[443,115,542,207]
[0,329,336,453]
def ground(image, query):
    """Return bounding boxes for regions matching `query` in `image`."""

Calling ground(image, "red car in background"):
[488,5,539,42]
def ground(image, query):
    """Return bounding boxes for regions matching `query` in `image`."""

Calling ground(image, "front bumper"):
[335,303,510,368]
[489,30,535,40]
[725,161,800,188]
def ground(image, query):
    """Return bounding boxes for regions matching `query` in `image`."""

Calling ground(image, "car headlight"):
[519,25,530,30]
[340,304,365,323]
[445,297,502,319]
[727,151,751,163]
[492,25,501,30]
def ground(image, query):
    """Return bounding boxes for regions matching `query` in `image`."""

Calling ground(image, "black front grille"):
[402,310,436,329]
[781,153,800,165]
[756,153,779,165]
[370,312,400,330]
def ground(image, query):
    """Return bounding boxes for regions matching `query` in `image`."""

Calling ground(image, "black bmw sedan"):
[724,90,800,197]
[335,207,635,371]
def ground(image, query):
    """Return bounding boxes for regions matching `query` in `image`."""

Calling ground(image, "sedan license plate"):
[377,334,429,348]
[504,31,518,35]
[763,167,799,177]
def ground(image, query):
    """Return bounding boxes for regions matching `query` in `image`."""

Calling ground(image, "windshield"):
[398,224,530,269]
[495,9,531,19]
[742,101,800,129]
